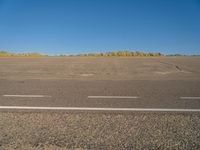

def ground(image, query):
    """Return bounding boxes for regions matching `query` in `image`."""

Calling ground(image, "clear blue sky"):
[0,0,200,54]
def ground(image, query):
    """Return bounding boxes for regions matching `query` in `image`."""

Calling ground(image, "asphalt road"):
[0,57,200,149]
[0,80,200,110]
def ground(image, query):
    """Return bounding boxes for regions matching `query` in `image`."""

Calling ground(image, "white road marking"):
[180,97,200,100]
[3,95,51,98]
[88,96,139,99]
[0,106,199,112]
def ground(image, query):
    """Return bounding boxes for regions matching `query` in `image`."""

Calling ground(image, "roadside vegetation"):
[0,50,163,57]
[0,50,46,57]
[68,50,163,57]
[1,50,198,57]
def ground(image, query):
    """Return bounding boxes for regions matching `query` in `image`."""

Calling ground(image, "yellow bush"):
[70,50,163,57]
[0,50,45,57]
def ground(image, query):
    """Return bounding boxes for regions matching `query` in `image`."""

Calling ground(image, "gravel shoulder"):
[0,112,199,150]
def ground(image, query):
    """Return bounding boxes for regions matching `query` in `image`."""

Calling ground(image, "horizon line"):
[0,49,199,55]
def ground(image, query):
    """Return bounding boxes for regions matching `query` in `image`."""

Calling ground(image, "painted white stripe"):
[180,97,200,100]
[0,106,199,112]
[3,95,51,98]
[88,96,139,99]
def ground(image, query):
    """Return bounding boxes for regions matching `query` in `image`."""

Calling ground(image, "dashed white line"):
[180,97,200,100]
[3,95,51,98]
[0,106,199,112]
[88,96,139,99]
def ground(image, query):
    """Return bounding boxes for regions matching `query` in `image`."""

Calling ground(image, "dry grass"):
[69,50,163,57]
[1,50,196,57]
[0,50,46,57]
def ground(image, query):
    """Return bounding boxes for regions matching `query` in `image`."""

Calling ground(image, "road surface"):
[0,57,199,149]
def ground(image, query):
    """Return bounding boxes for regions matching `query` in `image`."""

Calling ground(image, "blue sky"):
[0,0,200,54]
